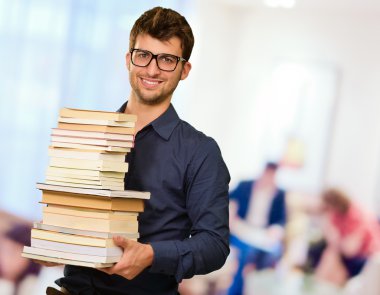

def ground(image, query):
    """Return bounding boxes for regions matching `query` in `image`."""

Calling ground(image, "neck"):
[124,96,171,133]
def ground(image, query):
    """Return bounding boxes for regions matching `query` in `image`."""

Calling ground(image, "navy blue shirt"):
[57,103,230,295]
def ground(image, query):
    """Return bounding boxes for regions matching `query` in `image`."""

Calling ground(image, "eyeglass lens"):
[131,49,180,71]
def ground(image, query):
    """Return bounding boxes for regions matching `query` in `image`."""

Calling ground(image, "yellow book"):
[49,157,129,172]
[45,175,124,187]
[43,205,138,221]
[46,166,125,179]
[42,212,138,233]
[40,191,145,212]
[60,108,137,122]
[48,147,127,162]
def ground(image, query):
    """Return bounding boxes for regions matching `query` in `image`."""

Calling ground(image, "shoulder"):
[175,119,222,155]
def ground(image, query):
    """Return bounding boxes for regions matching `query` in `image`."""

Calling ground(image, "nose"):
[146,56,161,76]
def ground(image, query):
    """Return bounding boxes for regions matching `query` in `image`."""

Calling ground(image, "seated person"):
[227,162,287,294]
[314,188,380,286]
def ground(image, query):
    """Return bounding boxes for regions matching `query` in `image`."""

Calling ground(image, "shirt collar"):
[117,101,180,141]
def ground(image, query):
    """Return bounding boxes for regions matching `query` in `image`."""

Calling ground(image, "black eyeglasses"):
[130,48,187,72]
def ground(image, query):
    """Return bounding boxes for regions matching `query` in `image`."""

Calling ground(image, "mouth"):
[140,77,162,89]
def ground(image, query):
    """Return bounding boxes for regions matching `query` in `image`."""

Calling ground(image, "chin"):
[138,95,168,106]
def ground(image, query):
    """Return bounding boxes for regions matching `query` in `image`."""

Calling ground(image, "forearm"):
[150,231,229,282]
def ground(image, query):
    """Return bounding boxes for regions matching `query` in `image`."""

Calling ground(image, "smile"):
[141,78,161,87]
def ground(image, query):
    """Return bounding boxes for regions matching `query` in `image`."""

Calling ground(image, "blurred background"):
[1,0,380,294]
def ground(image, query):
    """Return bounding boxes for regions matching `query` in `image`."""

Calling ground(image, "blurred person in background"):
[227,162,287,295]
[313,188,380,286]
[0,223,41,295]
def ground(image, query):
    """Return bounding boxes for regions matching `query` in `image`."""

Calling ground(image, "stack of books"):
[22,108,150,268]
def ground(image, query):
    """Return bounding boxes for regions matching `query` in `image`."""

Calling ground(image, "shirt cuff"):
[149,240,178,276]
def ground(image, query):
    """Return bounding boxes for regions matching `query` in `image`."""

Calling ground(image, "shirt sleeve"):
[149,138,231,282]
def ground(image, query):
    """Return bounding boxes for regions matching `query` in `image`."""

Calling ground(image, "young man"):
[52,6,230,295]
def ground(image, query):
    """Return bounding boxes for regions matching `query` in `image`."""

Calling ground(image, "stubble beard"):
[129,73,181,106]
[133,87,174,106]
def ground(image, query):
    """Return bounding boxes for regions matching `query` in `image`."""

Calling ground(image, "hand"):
[32,259,62,267]
[98,236,154,280]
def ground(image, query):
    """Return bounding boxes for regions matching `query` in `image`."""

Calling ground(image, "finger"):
[32,259,62,267]
[113,236,130,248]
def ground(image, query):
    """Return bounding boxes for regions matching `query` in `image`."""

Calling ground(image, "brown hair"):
[322,188,351,215]
[129,7,194,61]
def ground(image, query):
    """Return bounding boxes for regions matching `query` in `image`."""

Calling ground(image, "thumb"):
[113,236,129,248]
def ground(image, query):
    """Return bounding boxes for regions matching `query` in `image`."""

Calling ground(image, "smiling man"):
[53,6,231,295]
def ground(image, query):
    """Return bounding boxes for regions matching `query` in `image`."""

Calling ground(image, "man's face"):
[126,34,191,106]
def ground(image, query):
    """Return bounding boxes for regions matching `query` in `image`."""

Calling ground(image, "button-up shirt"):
[57,103,230,295]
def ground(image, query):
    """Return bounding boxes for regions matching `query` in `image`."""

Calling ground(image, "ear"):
[125,52,131,71]
[180,62,192,81]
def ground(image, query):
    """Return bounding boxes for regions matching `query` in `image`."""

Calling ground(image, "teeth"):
[143,79,159,85]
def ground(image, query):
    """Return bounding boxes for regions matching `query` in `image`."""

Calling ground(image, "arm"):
[149,138,230,282]
[100,139,230,282]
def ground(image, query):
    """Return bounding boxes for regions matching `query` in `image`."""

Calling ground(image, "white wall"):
[177,0,380,211]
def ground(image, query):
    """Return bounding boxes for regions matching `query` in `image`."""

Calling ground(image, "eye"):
[159,54,177,64]
[136,50,150,59]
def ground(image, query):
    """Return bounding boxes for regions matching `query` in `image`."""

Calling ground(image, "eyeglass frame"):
[129,48,187,72]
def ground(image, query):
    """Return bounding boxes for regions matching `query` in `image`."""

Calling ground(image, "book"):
[21,252,114,268]
[58,117,135,128]
[31,238,123,256]
[31,229,134,247]
[51,135,134,148]
[60,108,137,122]
[48,147,127,162]
[22,246,120,263]
[57,122,135,135]
[43,204,138,221]
[33,222,139,239]
[45,180,125,191]
[51,141,131,153]
[52,128,134,141]
[40,191,145,212]
[45,175,124,187]
[49,157,129,172]
[42,212,138,233]
[37,183,150,199]
[46,167,125,179]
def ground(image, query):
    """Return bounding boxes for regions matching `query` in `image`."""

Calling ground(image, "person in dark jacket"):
[227,162,287,295]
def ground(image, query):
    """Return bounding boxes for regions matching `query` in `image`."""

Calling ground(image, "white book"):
[33,222,140,239]
[31,238,123,256]
[51,141,131,153]
[31,228,135,248]
[36,182,151,199]
[45,180,124,191]
[22,246,120,263]
[58,117,135,127]
[21,252,114,268]
[46,166,125,179]
[48,147,127,162]
[52,128,134,141]
[51,135,134,148]
[49,157,129,172]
